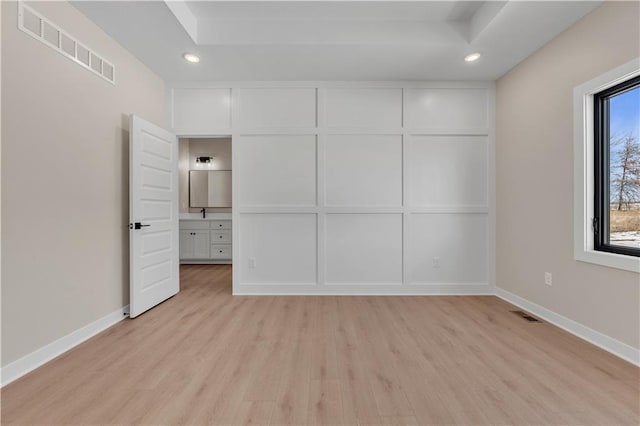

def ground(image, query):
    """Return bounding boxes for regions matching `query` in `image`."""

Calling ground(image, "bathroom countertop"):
[179,213,232,221]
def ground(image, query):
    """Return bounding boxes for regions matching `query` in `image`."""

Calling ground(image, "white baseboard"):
[1,305,129,387]
[234,283,494,295]
[495,288,640,366]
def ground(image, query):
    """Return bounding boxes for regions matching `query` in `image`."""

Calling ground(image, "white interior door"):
[129,115,179,318]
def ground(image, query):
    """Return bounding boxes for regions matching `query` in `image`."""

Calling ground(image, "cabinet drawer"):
[211,230,231,243]
[210,220,231,230]
[180,220,210,230]
[211,244,232,259]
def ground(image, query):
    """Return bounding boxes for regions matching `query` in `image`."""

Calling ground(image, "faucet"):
[201,208,206,219]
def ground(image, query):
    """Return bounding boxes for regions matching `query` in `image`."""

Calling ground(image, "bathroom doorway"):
[177,136,233,266]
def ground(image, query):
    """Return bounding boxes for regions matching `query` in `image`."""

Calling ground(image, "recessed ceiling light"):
[464,52,481,63]
[183,53,200,63]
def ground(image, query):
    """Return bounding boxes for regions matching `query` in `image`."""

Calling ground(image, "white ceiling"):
[71,1,602,82]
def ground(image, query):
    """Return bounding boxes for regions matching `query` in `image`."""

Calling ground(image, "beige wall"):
[496,1,640,349]
[179,138,232,214]
[1,1,166,366]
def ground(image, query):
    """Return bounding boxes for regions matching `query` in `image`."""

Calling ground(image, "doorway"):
[177,136,233,267]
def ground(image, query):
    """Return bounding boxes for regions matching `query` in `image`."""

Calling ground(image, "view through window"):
[595,76,640,256]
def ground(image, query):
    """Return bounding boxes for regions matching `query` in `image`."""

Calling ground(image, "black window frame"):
[593,75,640,258]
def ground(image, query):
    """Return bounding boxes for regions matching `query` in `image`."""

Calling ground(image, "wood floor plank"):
[156,296,277,425]
[387,296,549,425]
[335,298,384,425]
[270,297,313,425]
[447,296,638,424]
[405,296,578,424]
[1,265,638,426]
[352,298,416,419]
[232,400,275,425]
[309,297,340,381]
[378,416,419,426]
[307,379,344,425]
[242,296,295,402]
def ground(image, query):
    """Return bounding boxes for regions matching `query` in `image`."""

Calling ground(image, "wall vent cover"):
[511,310,542,322]
[18,2,115,84]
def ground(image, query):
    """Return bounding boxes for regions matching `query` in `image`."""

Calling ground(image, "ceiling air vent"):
[18,2,115,84]
[511,310,542,322]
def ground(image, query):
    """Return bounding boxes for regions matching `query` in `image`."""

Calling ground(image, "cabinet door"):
[179,230,195,259]
[192,230,211,259]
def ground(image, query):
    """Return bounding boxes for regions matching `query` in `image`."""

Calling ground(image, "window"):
[573,58,640,272]
[594,76,640,257]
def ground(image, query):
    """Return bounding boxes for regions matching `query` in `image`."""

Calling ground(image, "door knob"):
[132,222,150,230]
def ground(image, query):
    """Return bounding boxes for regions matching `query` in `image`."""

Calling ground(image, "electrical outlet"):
[248,257,256,269]
[545,272,552,286]
[432,257,441,269]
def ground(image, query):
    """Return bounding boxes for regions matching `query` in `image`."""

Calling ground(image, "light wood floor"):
[2,265,638,425]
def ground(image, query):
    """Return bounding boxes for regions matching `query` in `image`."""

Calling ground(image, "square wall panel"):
[409,213,487,284]
[239,214,317,284]
[173,89,231,133]
[326,88,402,129]
[325,135,402,206]
[409,136,487,207]
[237,135,317,206]
[326,214,402,284]
[238,88,317,128]
[404,88,488,131]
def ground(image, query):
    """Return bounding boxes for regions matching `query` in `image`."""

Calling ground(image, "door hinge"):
[592,217,599,234]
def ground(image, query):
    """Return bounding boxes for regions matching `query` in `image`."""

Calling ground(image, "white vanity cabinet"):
[179,230,210,259]
[179,216,232,264]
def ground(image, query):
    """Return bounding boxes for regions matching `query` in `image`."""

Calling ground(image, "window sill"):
[575,249,640,273]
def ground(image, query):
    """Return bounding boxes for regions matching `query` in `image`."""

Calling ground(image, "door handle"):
[130,222,151,230]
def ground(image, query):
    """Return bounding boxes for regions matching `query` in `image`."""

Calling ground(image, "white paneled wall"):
[239,214,317,284]
[236,135,317,207]
[171,82,494,294]
[325,88,402,129]
[172,89,231,134]
[403,88,489,132]
[326,214,403,284]
[238,88,317,129]
[409,214,488,284]
[325,135,402,206]
[409,136,488,207]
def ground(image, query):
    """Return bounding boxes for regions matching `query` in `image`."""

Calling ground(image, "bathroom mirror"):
[189,170,232,207]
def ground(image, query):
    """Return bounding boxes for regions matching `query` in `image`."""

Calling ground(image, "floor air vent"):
[511,310,542,322]
[18,2,115,84]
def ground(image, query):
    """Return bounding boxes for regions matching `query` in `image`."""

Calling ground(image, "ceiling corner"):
[468,1,508,42]
[164,0,198,44]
